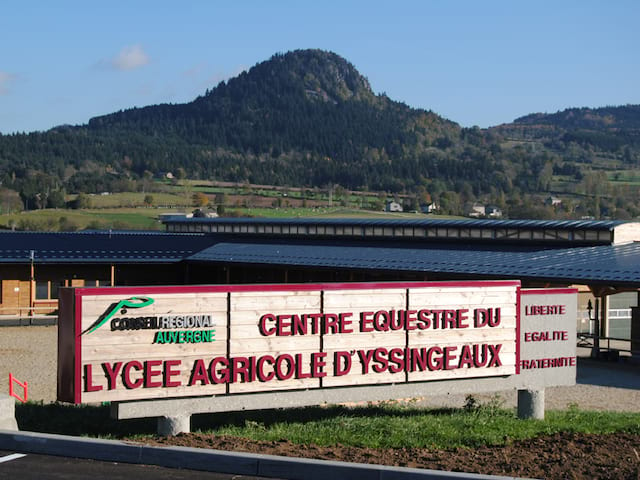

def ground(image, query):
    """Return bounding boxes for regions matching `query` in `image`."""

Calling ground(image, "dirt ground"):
[143,431,640,480]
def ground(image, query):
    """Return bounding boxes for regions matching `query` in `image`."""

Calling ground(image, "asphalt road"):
[0,449,278,480]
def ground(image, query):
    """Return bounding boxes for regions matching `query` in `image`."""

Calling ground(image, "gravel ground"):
[1,325,639,411]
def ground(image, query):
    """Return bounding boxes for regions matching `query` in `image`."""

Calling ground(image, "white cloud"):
[111,45,150,71]
[0,71,16,95]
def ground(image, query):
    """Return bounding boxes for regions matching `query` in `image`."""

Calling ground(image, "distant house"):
[545,196,562,207]
[192,208,218,218]
[385,201,403,212]
[466,203,486,218]
[485,205,503,218]
[421,202,440,214]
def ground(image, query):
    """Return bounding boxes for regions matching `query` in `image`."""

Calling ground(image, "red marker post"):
[9,373,28,403]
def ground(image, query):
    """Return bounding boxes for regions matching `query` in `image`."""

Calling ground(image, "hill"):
[0,49,639,221]
[493,105,640,153]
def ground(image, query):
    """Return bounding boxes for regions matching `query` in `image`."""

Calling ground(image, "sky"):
[1,1,638,134]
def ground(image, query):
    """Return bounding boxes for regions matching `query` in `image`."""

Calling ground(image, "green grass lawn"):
[0,207,183,231]
[15,399,640,449]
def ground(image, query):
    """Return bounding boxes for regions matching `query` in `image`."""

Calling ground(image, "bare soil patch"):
[141,431,640,479]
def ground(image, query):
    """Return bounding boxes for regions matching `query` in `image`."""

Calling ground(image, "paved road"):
[0,449,278,480]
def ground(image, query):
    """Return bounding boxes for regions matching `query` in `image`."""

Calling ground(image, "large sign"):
[57,281,520,404]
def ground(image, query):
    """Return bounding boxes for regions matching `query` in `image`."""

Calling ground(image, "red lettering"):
[474,308,488,327]
[444,346,457,370]
[308,313,323,334]
[340,313,353,333]
[334,351,352,376]
[259,314,276,336]
[427,346,443,370]
[473,344,488,368]
[275,354,294,380]
[209,357,230,384]
[388,348,406,373]
[144,360,163,388]
[525,330,569,342]
[360,311,374,332]
[311,352,327,378]
[292,314,307,335]
[519,356,576,369]
[295,353,312,379]
[489,308,501,327]
[458,345,473,368]
[443,310,457,329]
[488,344,502,367]
[232,356,251,382]
[457,309,469,328]
[84,364,103,392]
[525,304,567,316]
[405,310,417,330]
[373,311,390,332]
[277,315,292,336]
[323,313,338,334]
[163,360,181,387]
[358,349,374,374]
[189,359,209,385]
[123,360,143,389]
[257,355,275,382]
[373,347,389,373]
[417,309,431,329]
[102,361,122,390]
[389,311,403,331]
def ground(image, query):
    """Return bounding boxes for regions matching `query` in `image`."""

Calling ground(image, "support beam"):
[0,394,18,431]
[157,415,190,436]
[517,389,545,420]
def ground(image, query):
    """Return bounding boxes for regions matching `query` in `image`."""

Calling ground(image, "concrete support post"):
[517,389,545,420]
[157,415,190,436]
[0,394,18,431]
[631,307,640,362]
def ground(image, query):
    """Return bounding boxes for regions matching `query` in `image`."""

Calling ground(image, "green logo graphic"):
[82,296,154,335]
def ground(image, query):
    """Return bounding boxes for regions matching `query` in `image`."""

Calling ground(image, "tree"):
[71,193,92,209]
[192,192,209,207]
[144,194,154,207]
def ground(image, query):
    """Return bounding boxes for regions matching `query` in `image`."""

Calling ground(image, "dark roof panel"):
[164,216,623,230]
[188,240,640,286]
[0,231,219,263]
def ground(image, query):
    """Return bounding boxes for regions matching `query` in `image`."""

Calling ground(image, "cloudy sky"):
[1,1,638,133]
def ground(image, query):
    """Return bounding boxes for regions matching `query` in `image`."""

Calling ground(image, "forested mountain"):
[1,49,639,219]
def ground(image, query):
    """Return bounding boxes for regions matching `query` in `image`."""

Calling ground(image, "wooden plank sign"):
[57,281,520,404]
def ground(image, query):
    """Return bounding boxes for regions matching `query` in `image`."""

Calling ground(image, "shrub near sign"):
[57,281,520,404]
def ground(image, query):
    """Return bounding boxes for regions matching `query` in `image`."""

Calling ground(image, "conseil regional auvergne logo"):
[81,296,216,344]
[82,296,155,335]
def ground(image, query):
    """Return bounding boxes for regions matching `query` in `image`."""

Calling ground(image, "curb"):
[0,430,533,480]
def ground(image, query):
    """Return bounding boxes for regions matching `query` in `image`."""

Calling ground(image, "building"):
[0,230,218,316]
[545,196,563,207]
[465,203,486,218]
[2,217,640,340]
[385,201,402,212]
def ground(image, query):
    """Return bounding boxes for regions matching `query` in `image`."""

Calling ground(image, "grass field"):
[0,204,440,231]
[15,399,640,449]
[0,207,179,231]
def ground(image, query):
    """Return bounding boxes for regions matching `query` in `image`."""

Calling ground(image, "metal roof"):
[164,216,623,230]
[163,216,626,246]
[188,239,640,286]
[0,231,219,264]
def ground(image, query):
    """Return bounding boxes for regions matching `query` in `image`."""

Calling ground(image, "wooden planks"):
[69,282,519,403]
